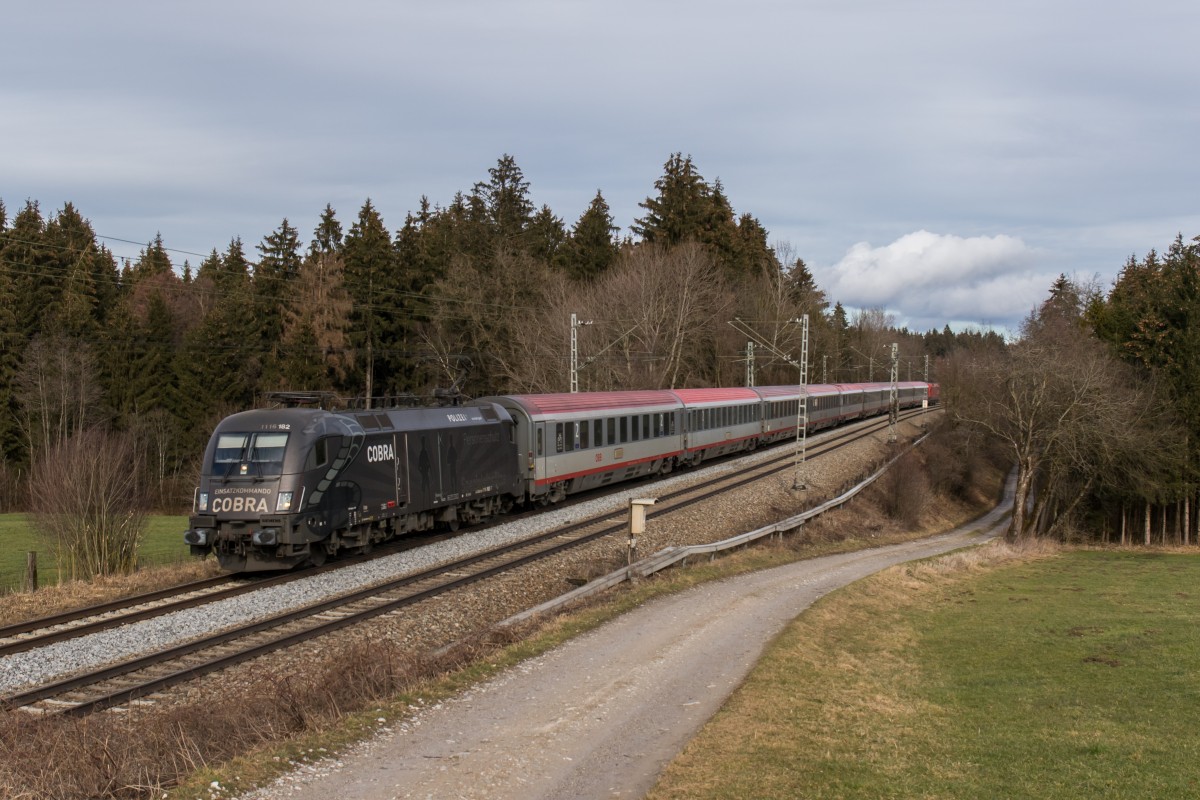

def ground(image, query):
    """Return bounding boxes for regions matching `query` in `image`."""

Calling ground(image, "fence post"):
[25,551,38,592]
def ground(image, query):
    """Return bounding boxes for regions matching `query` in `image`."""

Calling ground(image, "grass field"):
[0,513,191,593]
[648,546,1200,799]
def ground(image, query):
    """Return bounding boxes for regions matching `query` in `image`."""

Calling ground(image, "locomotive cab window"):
[214,431,289,476]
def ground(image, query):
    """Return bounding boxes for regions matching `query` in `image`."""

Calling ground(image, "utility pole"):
[821,354,827,385]
[570,316,640,393]
[924,354,930,383]
[746,342,755,387]
[888,342,898,444]
[570,312,592,393]
[793,314,810,490]
[727,317,808,490]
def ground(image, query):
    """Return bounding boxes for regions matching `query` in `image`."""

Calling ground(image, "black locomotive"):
[184,400,521,571]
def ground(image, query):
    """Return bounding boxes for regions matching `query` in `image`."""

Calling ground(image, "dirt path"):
[242,482,1013,800]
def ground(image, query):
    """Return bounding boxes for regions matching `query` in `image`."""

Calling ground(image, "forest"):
[0,154,995,514]
[1,151,1194,563]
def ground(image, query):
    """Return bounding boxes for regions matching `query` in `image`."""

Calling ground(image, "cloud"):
[816,231,1048,330]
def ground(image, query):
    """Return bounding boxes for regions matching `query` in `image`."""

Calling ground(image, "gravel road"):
[238,469,1013,800]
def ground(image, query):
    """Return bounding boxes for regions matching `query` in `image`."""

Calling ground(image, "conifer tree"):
[255,219,302,384]
[176,239,259,415]
[310,204,343,256]
[5,201,52,338]
[280,239,353,390]
[0,252,22,463]
[731,213,776,280]
[525,205,567,268]
[57,252,101,338]
[474,154,534,245]
[632,153,712,246]
[127,292,178,414]
[44,203,115,332]
[342,199,398,400]
[830,302,850,380]
[562,191,619,281]
[130,233,174,282]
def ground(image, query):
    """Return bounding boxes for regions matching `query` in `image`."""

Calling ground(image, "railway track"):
[0,536,449,659]
[1,408,932,716]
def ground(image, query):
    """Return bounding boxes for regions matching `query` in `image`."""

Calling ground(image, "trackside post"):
[628,498,656,578]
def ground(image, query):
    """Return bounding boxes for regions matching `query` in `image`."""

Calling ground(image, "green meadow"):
[0,514,191,592]
[650,548,1200,799]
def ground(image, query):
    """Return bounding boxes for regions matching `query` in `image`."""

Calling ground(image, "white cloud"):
[817,231,1050,330]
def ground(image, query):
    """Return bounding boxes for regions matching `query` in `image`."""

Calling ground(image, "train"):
[184,381,939,571]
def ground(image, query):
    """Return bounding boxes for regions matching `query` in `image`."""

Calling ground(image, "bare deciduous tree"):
[28,428,146,580]
[951,311,1177,539]
[584,243,731,389]
[15,333,101,462]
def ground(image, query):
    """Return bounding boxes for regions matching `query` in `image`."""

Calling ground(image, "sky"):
[3,0,1198,335]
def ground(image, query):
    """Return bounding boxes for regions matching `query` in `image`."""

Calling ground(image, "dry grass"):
[0,626,528,800]
[0,560,221,628]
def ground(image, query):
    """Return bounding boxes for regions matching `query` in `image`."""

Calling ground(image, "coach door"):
[535,422,550,483]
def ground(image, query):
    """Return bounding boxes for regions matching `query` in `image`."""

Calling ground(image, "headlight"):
[184,529,210,546]
[276,491,294,512]
[252,528,279,546]
[198,492,209,512]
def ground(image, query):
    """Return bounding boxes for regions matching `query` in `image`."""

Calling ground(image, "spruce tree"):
[562,191,619,281]
[255,219,302,385]
[632,153,713,246]
[525,205,566,268]
[342,199,398,400]
[127,292,178,414]
[5,201,51,338]
[282,245,353,390]
[310,204,344,256]
[0,249,21,463]
[474,154,534,245]
[130,233,174,282]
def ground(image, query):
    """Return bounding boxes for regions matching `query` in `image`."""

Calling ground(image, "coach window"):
[607,417,615,444]
[537,428,544,456]
[631,416,639,441]
[594,419,603,447]
[620,416,628,443]
[555,423,564,453]
[579,420,589,449]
